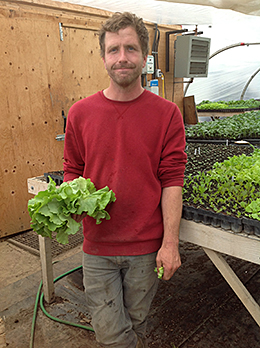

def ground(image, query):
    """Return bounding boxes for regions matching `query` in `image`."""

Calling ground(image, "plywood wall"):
[0,0,183,238]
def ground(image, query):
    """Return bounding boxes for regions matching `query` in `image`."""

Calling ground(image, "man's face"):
[103,26,147,88]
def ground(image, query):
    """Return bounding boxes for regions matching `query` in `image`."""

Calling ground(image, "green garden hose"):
[30,281,43,348]
[30,265,94,348]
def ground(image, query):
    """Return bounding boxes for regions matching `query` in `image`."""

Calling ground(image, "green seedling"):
[154,266,164,279]
[183,147,260,221]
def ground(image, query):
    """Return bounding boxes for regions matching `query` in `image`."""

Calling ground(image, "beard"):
[106,62,143,88]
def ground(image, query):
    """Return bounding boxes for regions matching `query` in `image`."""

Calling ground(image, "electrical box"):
[144,79,159,95]
[174,36,211,78]
[142,55,154,74]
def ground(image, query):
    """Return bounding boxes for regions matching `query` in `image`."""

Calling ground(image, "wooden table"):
[197,110,250,121]
[27,176,260,326]
[180,219,260,326]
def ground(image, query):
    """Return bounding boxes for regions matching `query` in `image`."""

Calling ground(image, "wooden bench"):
[27,176,260,326]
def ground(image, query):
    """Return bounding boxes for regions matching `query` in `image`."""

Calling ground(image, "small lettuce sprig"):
[28,177,116,244]
[154,266,164,279]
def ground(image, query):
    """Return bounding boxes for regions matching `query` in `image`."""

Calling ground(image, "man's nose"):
[118,48,127,62]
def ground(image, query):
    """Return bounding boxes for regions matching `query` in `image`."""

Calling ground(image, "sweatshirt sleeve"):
[63,105,85,182]
[158,104,187,188]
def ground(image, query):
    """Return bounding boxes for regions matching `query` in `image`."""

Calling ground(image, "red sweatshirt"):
[63,90,187,256]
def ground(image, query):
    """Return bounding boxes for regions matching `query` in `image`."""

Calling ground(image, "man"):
[63,12,187,348]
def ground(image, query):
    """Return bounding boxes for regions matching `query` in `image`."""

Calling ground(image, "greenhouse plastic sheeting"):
[56,1,260,22]
[56,0,260,102]
[159,0,260,17]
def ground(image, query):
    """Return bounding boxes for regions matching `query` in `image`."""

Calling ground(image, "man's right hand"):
[65,180,87,223]
[71,212,88,223]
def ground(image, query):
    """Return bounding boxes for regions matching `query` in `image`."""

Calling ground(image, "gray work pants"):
[82,252,159,348]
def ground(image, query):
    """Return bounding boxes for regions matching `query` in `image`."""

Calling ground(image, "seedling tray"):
[182,205,260,237]
[242,217,260,237]
[197,107,260,113]
[44,170,64,186]
[186,138,260,144]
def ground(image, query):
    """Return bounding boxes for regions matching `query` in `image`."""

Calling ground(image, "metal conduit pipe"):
[184,42,260,96]
[240,67,260,100]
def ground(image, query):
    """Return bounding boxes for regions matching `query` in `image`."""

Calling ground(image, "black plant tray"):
[242,217,260,237]
[197,107,260,113]
[186,138,260,144]
[44,171,64,186]
[182,205,260,237]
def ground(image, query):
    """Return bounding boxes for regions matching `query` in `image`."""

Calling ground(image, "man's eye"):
[109,47,117,53]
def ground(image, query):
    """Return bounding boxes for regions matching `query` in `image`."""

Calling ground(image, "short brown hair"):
[99,12,149,58]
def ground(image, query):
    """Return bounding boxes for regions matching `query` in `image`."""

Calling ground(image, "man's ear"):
[102,57,107,70]
[142,55,148,69]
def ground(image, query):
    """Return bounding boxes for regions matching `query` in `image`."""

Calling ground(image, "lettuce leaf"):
[28,177,116,244]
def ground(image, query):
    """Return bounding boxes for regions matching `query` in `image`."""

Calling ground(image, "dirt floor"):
[1,235,260,348]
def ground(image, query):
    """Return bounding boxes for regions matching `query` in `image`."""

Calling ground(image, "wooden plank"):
[61,25,110,114]
[197,110,249,119]
[0,14,64,238]
[28,177,54,302]
[6,0,112,18]
[179,219,260,265]
[183,95,198,124]
[0,317,6,348]
[198,111,238,118]
[39,235,55,303]
[158,28,184,112]
[203,247,260,327]
[62,23,99,31]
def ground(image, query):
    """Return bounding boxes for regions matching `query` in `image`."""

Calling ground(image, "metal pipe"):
[210,42,260,59]
[240,68,260,100]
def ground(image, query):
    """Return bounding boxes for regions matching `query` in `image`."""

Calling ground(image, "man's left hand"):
[156,243,181,280]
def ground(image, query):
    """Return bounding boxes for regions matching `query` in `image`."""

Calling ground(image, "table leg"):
[39,235,55,303]
[203,247,260,327]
